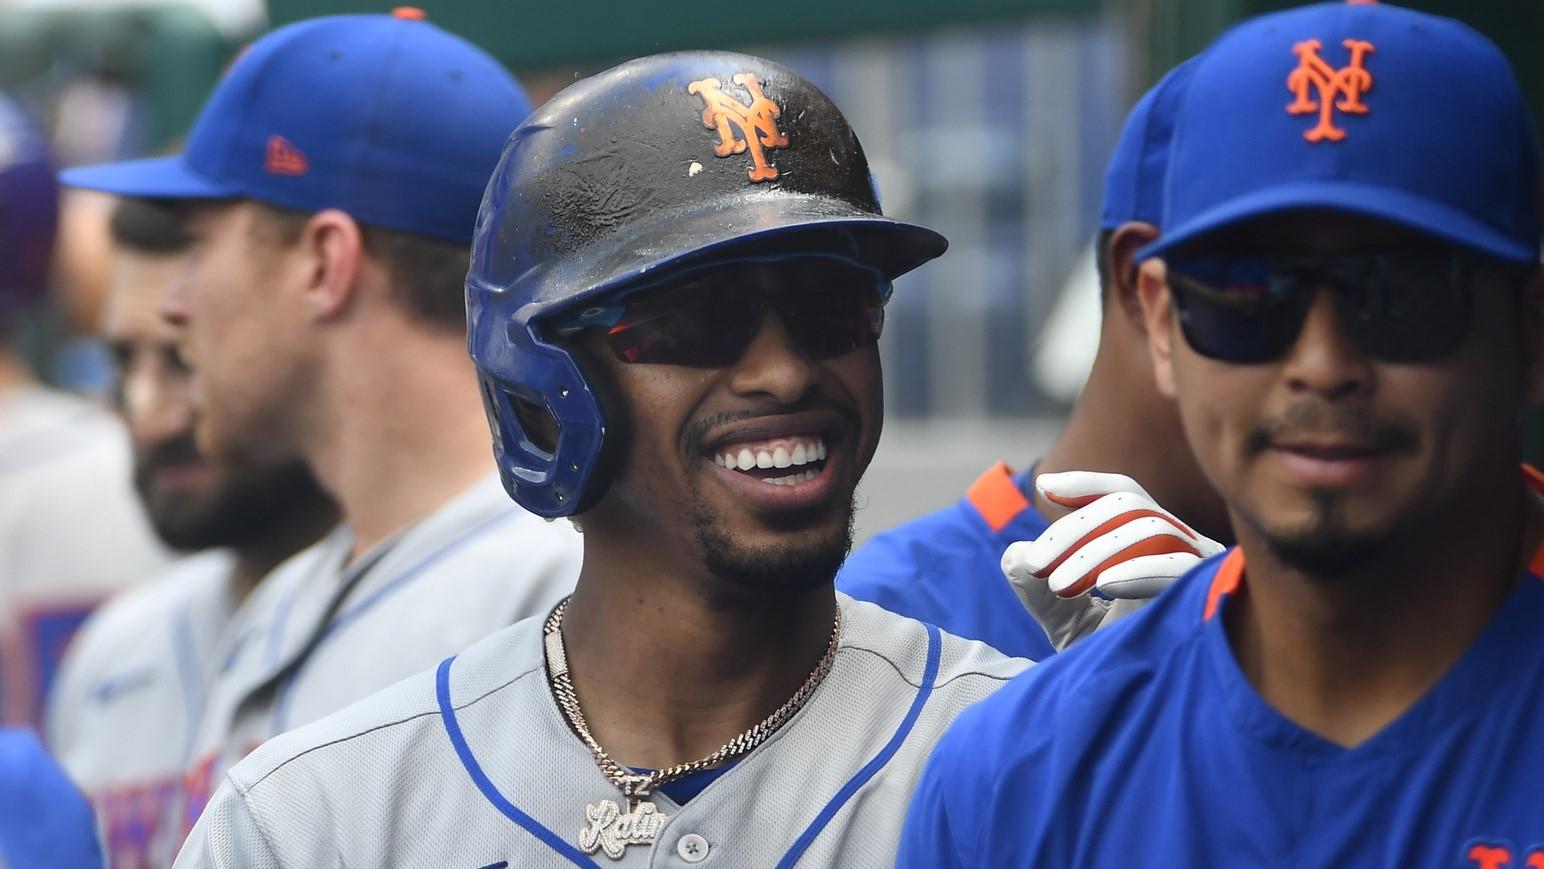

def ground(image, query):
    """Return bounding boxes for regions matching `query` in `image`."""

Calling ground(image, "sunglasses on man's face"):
[1163,251,1499,364]
[554,256,892,368]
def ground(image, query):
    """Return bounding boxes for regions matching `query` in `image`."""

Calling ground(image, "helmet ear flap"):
[472,315,625,519]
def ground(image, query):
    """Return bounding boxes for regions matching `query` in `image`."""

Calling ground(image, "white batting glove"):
[1001,471,1223,650]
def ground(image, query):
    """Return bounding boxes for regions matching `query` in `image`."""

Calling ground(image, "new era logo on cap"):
[264,135,309,176]
[57,12,534,245]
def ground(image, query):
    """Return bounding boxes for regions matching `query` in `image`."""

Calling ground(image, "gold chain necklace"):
[542,598,841,860]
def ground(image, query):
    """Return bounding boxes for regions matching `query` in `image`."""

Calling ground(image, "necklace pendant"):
[577,798,668,860]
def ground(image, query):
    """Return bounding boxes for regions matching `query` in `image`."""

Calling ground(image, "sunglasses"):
[553,255,892,368]
[1164,251,1496,364]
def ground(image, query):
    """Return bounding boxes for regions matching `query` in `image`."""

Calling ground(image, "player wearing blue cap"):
[60,11,581,860]
[899,3,1544,866]
[838,57,1228,658]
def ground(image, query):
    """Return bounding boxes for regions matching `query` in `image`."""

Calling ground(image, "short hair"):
[254,204,468,330]
[109,197,192,254]
[1094,228,1115,302]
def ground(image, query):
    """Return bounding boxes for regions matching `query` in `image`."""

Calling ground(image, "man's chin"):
[1260,521,1393,577]
[690,508,854,597]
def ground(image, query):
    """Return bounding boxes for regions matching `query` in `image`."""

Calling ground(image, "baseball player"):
[838,57,1227,658]
[0,92,169,731]
[0,728,103,869]
[60,10,582,853]
[46,195,339,867]
[900,4,1544,865]
[175,51,1026,868]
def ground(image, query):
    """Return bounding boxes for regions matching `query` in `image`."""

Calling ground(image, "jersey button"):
[675,833,710,863]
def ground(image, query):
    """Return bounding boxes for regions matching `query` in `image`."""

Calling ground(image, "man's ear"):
[297,209,364,322]
[1520,268,1544,404]
[1138,258,1179,399]
[1109,221,1160,334]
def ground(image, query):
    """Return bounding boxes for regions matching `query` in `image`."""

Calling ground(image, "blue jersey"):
[838,463,1056,661]
[899,544,1544,869]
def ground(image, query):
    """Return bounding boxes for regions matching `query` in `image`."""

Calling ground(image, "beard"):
[135,435,332,551]
[684,492,855,597]
[1244,400,1417,577]
[1258,490,1393,576]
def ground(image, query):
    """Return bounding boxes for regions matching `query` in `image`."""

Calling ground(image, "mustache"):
[1244,401,1419,456]
[680,399,858,458]
[133,433,204,484]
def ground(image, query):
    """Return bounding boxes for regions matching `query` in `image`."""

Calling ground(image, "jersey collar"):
[1204,464,1544,623]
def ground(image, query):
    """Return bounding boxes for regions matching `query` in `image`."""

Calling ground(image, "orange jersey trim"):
[965,462,1030,535]
[1202,548,1245,622]
[1208,465,1544,619]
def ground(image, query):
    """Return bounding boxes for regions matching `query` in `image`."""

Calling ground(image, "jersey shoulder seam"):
[841,642,1017,690]
[244,658,546,793]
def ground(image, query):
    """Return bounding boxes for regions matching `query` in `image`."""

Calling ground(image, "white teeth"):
[760,469,818,487]
[717,436,827,473]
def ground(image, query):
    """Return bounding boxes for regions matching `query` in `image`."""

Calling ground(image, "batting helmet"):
[468,51,947,518]
[0,93,58,321]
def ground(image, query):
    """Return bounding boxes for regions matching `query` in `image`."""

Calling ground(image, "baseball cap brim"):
[1141,179,1540,265]
[58,155,237,200]
[519,192,949,316]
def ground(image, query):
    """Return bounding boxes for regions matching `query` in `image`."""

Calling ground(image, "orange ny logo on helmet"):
[1286,38,1375,142]
[688,73,790,182]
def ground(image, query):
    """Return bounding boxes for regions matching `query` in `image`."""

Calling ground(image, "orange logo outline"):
[687,73,790,182]
[1286,37,1375,142]
[264,135,309,176]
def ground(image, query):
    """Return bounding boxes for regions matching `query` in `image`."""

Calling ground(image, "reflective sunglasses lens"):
[604,259,889,367]
[774,275,888,360]
[1336,255,1473,362]
[1168,258,1309,363]
[605,283,759,366]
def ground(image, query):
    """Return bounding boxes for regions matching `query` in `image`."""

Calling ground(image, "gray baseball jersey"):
[160,472,579,863]
[0,385,169,729]
[175,594,1028,868]
[47,548,240,866]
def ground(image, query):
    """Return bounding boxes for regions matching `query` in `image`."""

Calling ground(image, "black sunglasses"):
[1163,251,1508,364]
[555,255,891,368]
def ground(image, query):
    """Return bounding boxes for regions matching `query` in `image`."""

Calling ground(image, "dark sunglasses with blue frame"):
[1162,249,1530,364]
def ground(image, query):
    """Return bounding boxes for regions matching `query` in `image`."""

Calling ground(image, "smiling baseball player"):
[900,4,1544,865]
[60,11,583,858]
[174,51,1026,868]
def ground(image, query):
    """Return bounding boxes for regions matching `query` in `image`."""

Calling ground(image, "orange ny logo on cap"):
[265,135,309,176]
[688,73,790,182]
[1286,38,1375,142]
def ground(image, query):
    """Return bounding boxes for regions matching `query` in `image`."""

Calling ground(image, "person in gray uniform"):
[176,51,1026,868]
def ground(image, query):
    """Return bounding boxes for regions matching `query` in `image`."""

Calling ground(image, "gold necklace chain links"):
[542,597,842,798]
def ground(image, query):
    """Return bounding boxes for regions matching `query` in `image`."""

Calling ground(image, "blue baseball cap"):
[1142,2,1540,264]
[1099,56,1199,230]
[59,9,531,244]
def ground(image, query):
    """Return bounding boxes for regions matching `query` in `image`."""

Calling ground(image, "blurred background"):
[3,0,1540,541]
